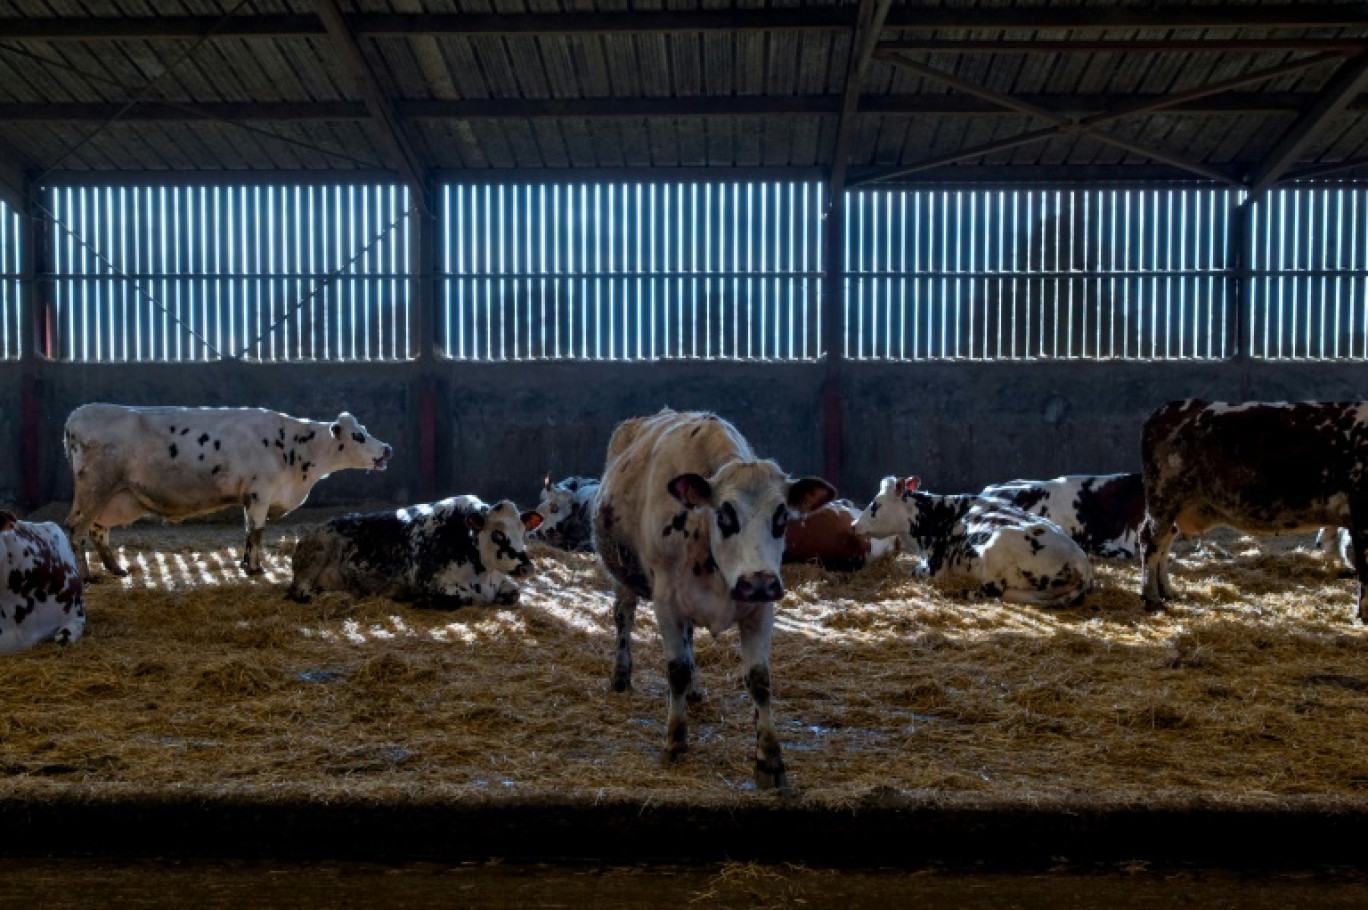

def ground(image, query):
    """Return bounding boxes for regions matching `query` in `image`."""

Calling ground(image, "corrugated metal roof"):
[0,0,1364,189]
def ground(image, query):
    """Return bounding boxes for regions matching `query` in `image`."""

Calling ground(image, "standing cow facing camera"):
[594,409,836,789]
[855,476,1093,607]
[0,511,85,653]
[289,496,543,607]
[64,404,392,579]
[1141,400,1368,618]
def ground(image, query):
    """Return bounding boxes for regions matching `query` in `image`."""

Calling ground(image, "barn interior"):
[2,0,1368,898]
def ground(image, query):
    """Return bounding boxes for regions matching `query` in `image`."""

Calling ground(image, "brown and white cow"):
[782,499,898,572]
[1141,400,1368,618]
[65,404,392,579]
[1,511,85,653]
[593,409,836,789]
[854,476,1093,607]
[289,496,542,607]
[979,473,1145,559]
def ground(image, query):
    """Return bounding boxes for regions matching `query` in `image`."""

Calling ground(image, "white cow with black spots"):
[64,403,392,579]
[1,511,85,653]
[289,496,542,607]
[855,476,1092,607]
[593,409,837,789]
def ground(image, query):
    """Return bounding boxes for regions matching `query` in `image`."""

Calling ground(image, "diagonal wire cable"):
[0,43,387,171]
[34,0,254,183]
[233,200,418,360]
[39,198,225,360]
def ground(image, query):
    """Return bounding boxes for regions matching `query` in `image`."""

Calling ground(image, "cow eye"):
[492,530,508,545]
[870,502,881,517]
[771,504,788,538]
[549,504,560,514]
[716,503,740,538]
[351,432,366,444]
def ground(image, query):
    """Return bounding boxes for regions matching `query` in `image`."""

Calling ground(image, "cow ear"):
[0,510,15,532]
[465,511,487,532]
[788,477,837,513]
[543,473,552,491]
[667,473,712,508]
[521,510,544,531]
[903,476,922,493]
[330,422,342,439]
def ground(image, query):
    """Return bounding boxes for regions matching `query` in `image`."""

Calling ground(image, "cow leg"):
[737,602,785,790]
[655,602,695,761]
[610,585,638,692]
[88,524,128,577]
[1349,525,1368,623]
[240,499,270,574]
[1140,512,1178,609]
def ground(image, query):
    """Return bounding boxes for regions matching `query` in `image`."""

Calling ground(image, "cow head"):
[668,460,836,603]
[533,474,579,539]
[330,412,393,470]
[854,476,921,540]
[466,500,543,580]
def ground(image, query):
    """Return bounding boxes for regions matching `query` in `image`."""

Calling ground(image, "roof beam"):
[1247,53,1368,199]
[6,92,1364,123]
[828,0,894,205]
[309,0,429,215]
[878,39,1368,54]
[0,139,30,211]
[0,5,1362,41]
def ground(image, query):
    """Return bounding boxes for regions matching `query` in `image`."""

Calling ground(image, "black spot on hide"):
[198,433,210,446]
[168,444,178,459]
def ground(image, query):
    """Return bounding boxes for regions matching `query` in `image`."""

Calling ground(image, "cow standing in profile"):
[64,404,392,579]
[1141,400,1368,618]
[855,476,1093,607]
[289,496,542,607]
[1,511,85,653]
[593,409,836,789]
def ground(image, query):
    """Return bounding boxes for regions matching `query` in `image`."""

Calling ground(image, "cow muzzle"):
[374,445,393,470]
[731,570,784,603]
[510,556,534,579]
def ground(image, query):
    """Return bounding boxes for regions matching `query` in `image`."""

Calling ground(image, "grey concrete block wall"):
[3,359,1367,517]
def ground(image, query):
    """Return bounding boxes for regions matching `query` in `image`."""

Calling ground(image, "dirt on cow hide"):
[2,509,1367,814]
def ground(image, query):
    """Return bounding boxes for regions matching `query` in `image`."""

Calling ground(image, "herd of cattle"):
[1,399,1364,787]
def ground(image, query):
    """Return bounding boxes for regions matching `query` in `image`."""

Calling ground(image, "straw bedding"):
[3,509,1367,812]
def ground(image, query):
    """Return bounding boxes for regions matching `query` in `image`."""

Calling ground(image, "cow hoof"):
[105,566,129,578]
[1142,598,1167,613]
[610,673,632,693]
[685,687,705,704]
[285,587,313,604]
[240,564,266,576]
[493,591,520,606]
[664,744,689,764]
[755,763,787,790]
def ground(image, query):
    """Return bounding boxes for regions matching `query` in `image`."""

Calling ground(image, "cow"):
[1141,400,1368,618]
[782,499,898,572]
[288,496,543,607]
[531,475,600,551]
[64,404,392,580]
[978,473,1145,559]
[593,409,836,789]
[854,476,1093,607]
[1315,526,1354,572]
[1,511,85,653]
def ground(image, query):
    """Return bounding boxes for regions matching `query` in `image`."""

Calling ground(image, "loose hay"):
[3,513,1368,812]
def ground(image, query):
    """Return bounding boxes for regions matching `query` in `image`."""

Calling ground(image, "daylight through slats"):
[45,184,414,363]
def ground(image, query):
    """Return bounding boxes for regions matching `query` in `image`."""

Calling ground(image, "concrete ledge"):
[3,792,1367,869]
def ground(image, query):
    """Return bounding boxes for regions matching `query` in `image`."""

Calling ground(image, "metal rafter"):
[0,139,28,211]
[0,5,1363,40]
[310,0,429,215]
[1247,53,1368,198]
[829,0,895,204]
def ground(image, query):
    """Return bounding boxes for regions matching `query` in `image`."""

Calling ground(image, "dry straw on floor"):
[2,513,1367,811]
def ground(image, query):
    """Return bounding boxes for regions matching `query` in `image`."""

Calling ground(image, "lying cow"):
[782,499,898,572]
[854,476,1093,607]
[1141,400,1368,618]
[1,511,85,653]
[594,409,836,789]
[1316,526,1354,572]
[532,475,600,551]
[64,404,392,579]
[979,473,1144,559]
[288,496,542,607]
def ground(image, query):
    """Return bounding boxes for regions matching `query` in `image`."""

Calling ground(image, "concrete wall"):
[3,358,1366,516]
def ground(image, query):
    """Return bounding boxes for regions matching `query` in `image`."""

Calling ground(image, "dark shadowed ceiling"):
[1,1,1366,208]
